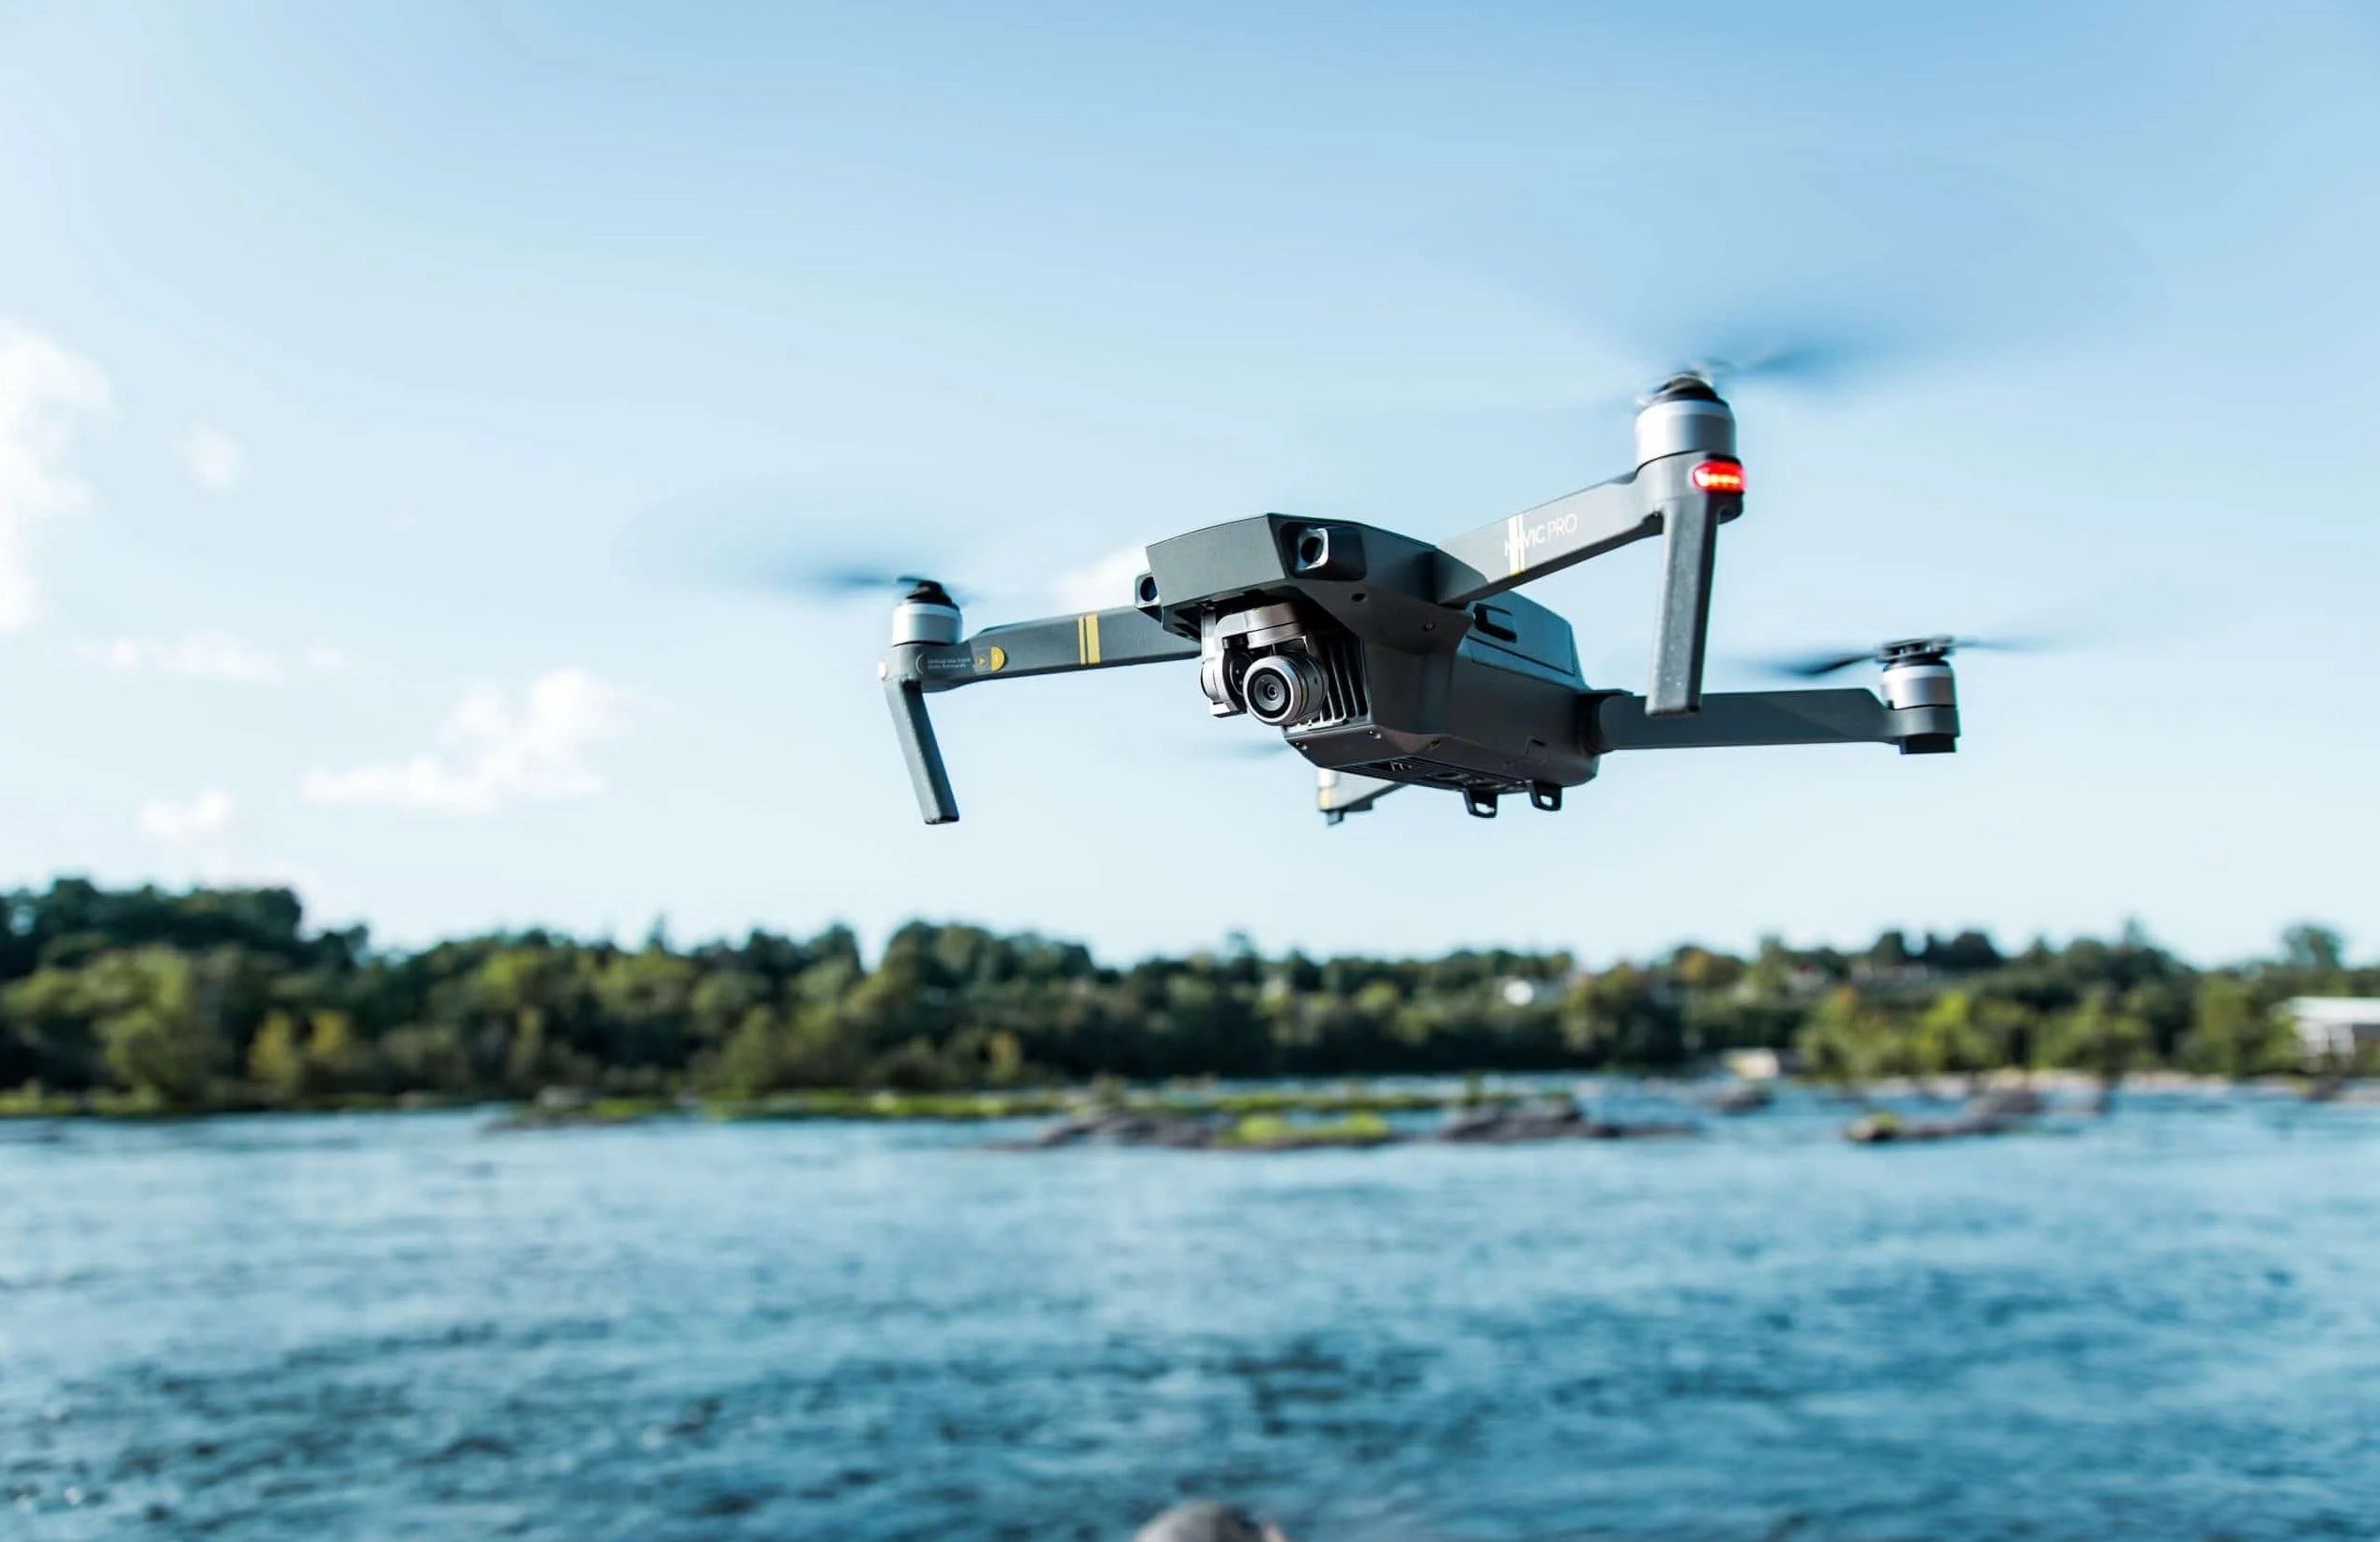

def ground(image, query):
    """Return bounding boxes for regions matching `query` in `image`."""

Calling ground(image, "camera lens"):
[1243,654,1321,727]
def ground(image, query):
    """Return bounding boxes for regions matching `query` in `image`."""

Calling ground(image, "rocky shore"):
[1000,1096,1698,1152]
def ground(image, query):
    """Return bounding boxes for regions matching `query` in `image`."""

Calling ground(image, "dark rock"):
[1966,1086,2046,1120]
[1845,1112,2021,1144]
[1705,1083,1774,1115]
[1438,1097,1696,1144]
[1135,1501,1286,1542]
[998,1110,1218,1150]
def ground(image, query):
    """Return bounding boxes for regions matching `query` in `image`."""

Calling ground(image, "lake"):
[3,1087,2377,1540]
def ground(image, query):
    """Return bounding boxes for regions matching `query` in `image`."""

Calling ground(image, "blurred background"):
[1,0,2374,962]
[4,5,2380,1541]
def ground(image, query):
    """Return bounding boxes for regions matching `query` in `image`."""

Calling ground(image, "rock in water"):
[1438,1096,1697,1144]
[1967,1086,2046,1119]
[1706,1082,1774,1115]
[1134,1500,1286,1542]
[1844,1110,2023,1144]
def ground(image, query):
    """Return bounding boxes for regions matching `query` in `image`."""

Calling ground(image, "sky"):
[0,0,2373,966]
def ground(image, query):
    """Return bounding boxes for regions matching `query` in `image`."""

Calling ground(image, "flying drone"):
[874,371,1979,826]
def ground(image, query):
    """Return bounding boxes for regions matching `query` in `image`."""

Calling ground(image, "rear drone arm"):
[1588,687,1958,756]
[882,598,1199,824]
[1315,768,1405,825]
[1435,381,1744,718]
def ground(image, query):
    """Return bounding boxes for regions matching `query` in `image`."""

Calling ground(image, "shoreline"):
[0,1070,2349,1127]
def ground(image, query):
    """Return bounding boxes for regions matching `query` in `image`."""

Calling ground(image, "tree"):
[1909,991,1994,1075]
[2037,990,2151,1080]
[247,1011,306,1102]
[2281,923,2346,978]
[2177,976,2292,1078]
[92,950,226,1106]
[1796,987,1912,1083]
[0,879,2365,1111]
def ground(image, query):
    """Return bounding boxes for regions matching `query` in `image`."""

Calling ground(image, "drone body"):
[878,375,1960,826]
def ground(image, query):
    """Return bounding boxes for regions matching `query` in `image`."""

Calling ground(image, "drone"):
[876,372,1968,826]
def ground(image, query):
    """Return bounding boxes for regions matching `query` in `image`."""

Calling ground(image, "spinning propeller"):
[1757,635,2057,680]
[1446,150,2145,424]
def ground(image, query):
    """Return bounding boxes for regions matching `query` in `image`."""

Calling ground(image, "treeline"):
[0,880,2368,1113]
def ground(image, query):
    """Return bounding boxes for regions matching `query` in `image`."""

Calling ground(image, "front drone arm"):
[1435,475,1663,607]
[905,607,1200,691]
[1436,380,1744,718]
[882,598,1199,825]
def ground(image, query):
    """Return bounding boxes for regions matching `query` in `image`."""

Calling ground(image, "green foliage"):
[2176,976,2296,1078]
[0,881,2368,1114]
[2036,989,2154,1079]
[1221,1111,1393,1148]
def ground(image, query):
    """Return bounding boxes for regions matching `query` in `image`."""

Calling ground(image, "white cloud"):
[138,789,236,848]
[130,791,346,904]
[0,322,110,633]
[1049,544,1149,612]
[79,630,352,685]
[178,426,242,491]
[301,668,636,816]
[84,629,285,684]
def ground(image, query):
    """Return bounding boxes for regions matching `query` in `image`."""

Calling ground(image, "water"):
[4,1087,2378,1541]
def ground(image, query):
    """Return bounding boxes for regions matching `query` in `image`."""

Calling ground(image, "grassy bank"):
[490,1083,1515,1131]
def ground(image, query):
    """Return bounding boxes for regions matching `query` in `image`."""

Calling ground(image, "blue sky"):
[0,1,2372,964]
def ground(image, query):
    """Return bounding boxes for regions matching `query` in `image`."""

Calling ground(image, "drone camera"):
[1242,652,1327,726]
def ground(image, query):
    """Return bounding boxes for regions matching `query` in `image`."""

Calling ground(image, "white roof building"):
[2285,998,2380,1061]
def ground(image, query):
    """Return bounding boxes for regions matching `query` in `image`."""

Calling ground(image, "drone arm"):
[1435,476,1662,609]
[1438,456,1743,717]
[912,607,1199,691]
[1316,768,1405,825]
[881,606,1199,826]
[883,674,960,825]
[1589,688,1958,753]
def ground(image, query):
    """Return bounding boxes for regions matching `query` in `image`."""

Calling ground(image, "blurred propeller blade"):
[1768,648,1888,680]
[765,562,943,601]
[1751,634,2061,679]
[620,483,985,608]
[1433,148,2151,415]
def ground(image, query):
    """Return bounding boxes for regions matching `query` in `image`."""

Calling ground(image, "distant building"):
[1724,1048,1793,1082]
[2285,998,2380,1062]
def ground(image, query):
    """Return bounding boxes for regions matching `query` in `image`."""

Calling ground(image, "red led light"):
[1692,459,1745,493]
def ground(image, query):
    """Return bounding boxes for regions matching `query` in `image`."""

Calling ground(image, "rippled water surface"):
[5,1088,2379,1540]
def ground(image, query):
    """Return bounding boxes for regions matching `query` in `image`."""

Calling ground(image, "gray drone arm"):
[1589,687,1958,755]
[912,607,1201,690]
[1315,768,1405,825]
[882,604,1200,825]
[1436,453,1743,720]
[1436,475,1663,607]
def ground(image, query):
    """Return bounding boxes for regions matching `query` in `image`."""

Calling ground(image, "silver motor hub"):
[1876,637,1958,710]
[890,580,961,646]
[1633,373,1737,468]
